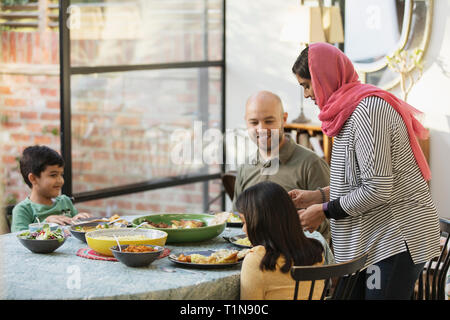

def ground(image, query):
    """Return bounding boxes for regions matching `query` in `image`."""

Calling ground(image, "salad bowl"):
[17,225,67,253]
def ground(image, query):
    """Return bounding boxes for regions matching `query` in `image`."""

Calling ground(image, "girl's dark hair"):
[19,145,64,188]
[291,46,311,79]
[236,181,323,273]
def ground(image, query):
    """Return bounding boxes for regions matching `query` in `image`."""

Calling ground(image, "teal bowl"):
[132,213,226,243]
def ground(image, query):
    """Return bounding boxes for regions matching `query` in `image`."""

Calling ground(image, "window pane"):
[75,180,223,217]
[71,67,222,193]
[69,0,223,66]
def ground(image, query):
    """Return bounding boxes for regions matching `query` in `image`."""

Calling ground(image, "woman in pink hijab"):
[289,43,440,300]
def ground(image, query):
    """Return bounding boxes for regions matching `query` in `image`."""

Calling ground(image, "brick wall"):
[1,16,224,218]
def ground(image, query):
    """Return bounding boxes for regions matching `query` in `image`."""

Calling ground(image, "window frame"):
[58,0,226,210]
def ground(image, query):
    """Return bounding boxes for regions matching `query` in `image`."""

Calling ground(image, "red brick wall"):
[0,29,223,218]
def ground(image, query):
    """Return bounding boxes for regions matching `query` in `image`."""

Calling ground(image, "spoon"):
[132,221,148,231]
[113,235,121,252]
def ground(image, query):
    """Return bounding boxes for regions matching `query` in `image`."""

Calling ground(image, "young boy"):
[11,145,91,232]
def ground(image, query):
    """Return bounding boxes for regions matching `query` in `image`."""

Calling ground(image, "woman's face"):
[295,74,316,106]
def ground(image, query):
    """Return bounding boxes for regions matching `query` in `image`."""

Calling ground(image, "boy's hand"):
[72,212,92,222]
[45,215,73,226]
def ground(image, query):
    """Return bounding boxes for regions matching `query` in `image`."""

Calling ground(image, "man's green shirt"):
[232,135,331,241]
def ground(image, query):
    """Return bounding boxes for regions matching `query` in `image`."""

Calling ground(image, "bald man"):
[232,91,331,243]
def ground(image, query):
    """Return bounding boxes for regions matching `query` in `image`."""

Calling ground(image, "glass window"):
[71,67,222,193]
[60,0,225,212]
[69,0,223,66]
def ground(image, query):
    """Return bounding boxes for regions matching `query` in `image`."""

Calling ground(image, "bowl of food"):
[17,225,67,253]
[85,228,168,256]
[70,221,123,243]
[131,213,227,243]
[110,244,164,268]
[28,222,59,232]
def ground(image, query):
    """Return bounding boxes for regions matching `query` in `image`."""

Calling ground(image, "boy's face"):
[29,165,64,199]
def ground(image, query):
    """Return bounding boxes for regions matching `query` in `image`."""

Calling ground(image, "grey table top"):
[0,218,246,300]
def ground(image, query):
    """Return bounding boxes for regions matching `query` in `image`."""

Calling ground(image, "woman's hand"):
[288,189,323,208]
[72,212,91,222]
[297,204,325,233]
[45,215,73,225]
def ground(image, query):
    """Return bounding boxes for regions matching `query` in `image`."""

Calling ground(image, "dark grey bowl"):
[17,236,66,254]
[70,222,103,243]
[110,245,164,268]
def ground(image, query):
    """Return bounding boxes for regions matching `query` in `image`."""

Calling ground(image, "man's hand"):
[288,189,322,208]
[45,215,73,226]
[298,204,325,233]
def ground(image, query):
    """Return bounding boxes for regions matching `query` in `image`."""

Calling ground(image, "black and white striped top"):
[330,96,441,268]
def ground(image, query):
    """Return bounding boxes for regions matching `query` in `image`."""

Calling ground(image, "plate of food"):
[168,249,249,269]
[225,212,243,227]
[70,215,129,243]
[131,213,227,243]
[223,234,252,249]
[73,214,129,226]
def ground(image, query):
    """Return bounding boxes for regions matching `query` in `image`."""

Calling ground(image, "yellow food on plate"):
[234,237,252,246]
[178,249,239,264]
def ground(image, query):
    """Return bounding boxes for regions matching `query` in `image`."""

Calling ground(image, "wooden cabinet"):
[284,123,333,165]
[284,123,430,166]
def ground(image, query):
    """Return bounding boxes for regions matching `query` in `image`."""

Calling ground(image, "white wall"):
[226,0,450,218]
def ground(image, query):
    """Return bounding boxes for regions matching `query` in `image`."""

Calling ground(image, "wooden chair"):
[290,252,368,300]
[221,171,236,201]
[414,218,450,300]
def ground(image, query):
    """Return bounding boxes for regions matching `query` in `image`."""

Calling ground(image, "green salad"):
[19,225,66,242]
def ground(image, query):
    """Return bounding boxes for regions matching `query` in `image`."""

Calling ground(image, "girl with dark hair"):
[289,43,440,299]
[236,181,333,300]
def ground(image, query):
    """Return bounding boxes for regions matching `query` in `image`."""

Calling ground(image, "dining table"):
[0,215,245,300]
[0,215,334,300]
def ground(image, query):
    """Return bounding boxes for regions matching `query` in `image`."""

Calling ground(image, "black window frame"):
[58,0,226,211]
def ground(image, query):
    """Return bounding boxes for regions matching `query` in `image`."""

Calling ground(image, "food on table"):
[144,219,205,229]
[74,223,119,232]
[94,235,151,241]
[227,213,242,223]
[234,237,252,247]
[210,212,232,225]
[237,249,250,260]
[176,249,240,264]
[19,225,65,242]
[122,245,158,253]
[108,214,129,225]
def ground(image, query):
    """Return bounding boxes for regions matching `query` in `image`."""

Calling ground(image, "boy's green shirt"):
[11,195,78,232]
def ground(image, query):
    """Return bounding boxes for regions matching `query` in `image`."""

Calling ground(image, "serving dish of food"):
[223,234,252,249]
[168,249,249,269]
[17,225,67,253]
[110,244,164,268]
[85,228,168,256]
[131,213,227,243]
[70,221,123,243]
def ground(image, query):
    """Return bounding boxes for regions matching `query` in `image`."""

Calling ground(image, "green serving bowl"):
[131,213,226,243]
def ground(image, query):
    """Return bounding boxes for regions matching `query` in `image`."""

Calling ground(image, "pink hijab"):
[308,43,431,181]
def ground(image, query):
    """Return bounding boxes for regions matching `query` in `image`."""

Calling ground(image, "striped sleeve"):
[339,98,394,216]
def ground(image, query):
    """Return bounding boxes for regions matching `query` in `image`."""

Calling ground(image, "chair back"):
[415,218,450,300]
[221,171,236,201]
[290,252,368,300]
